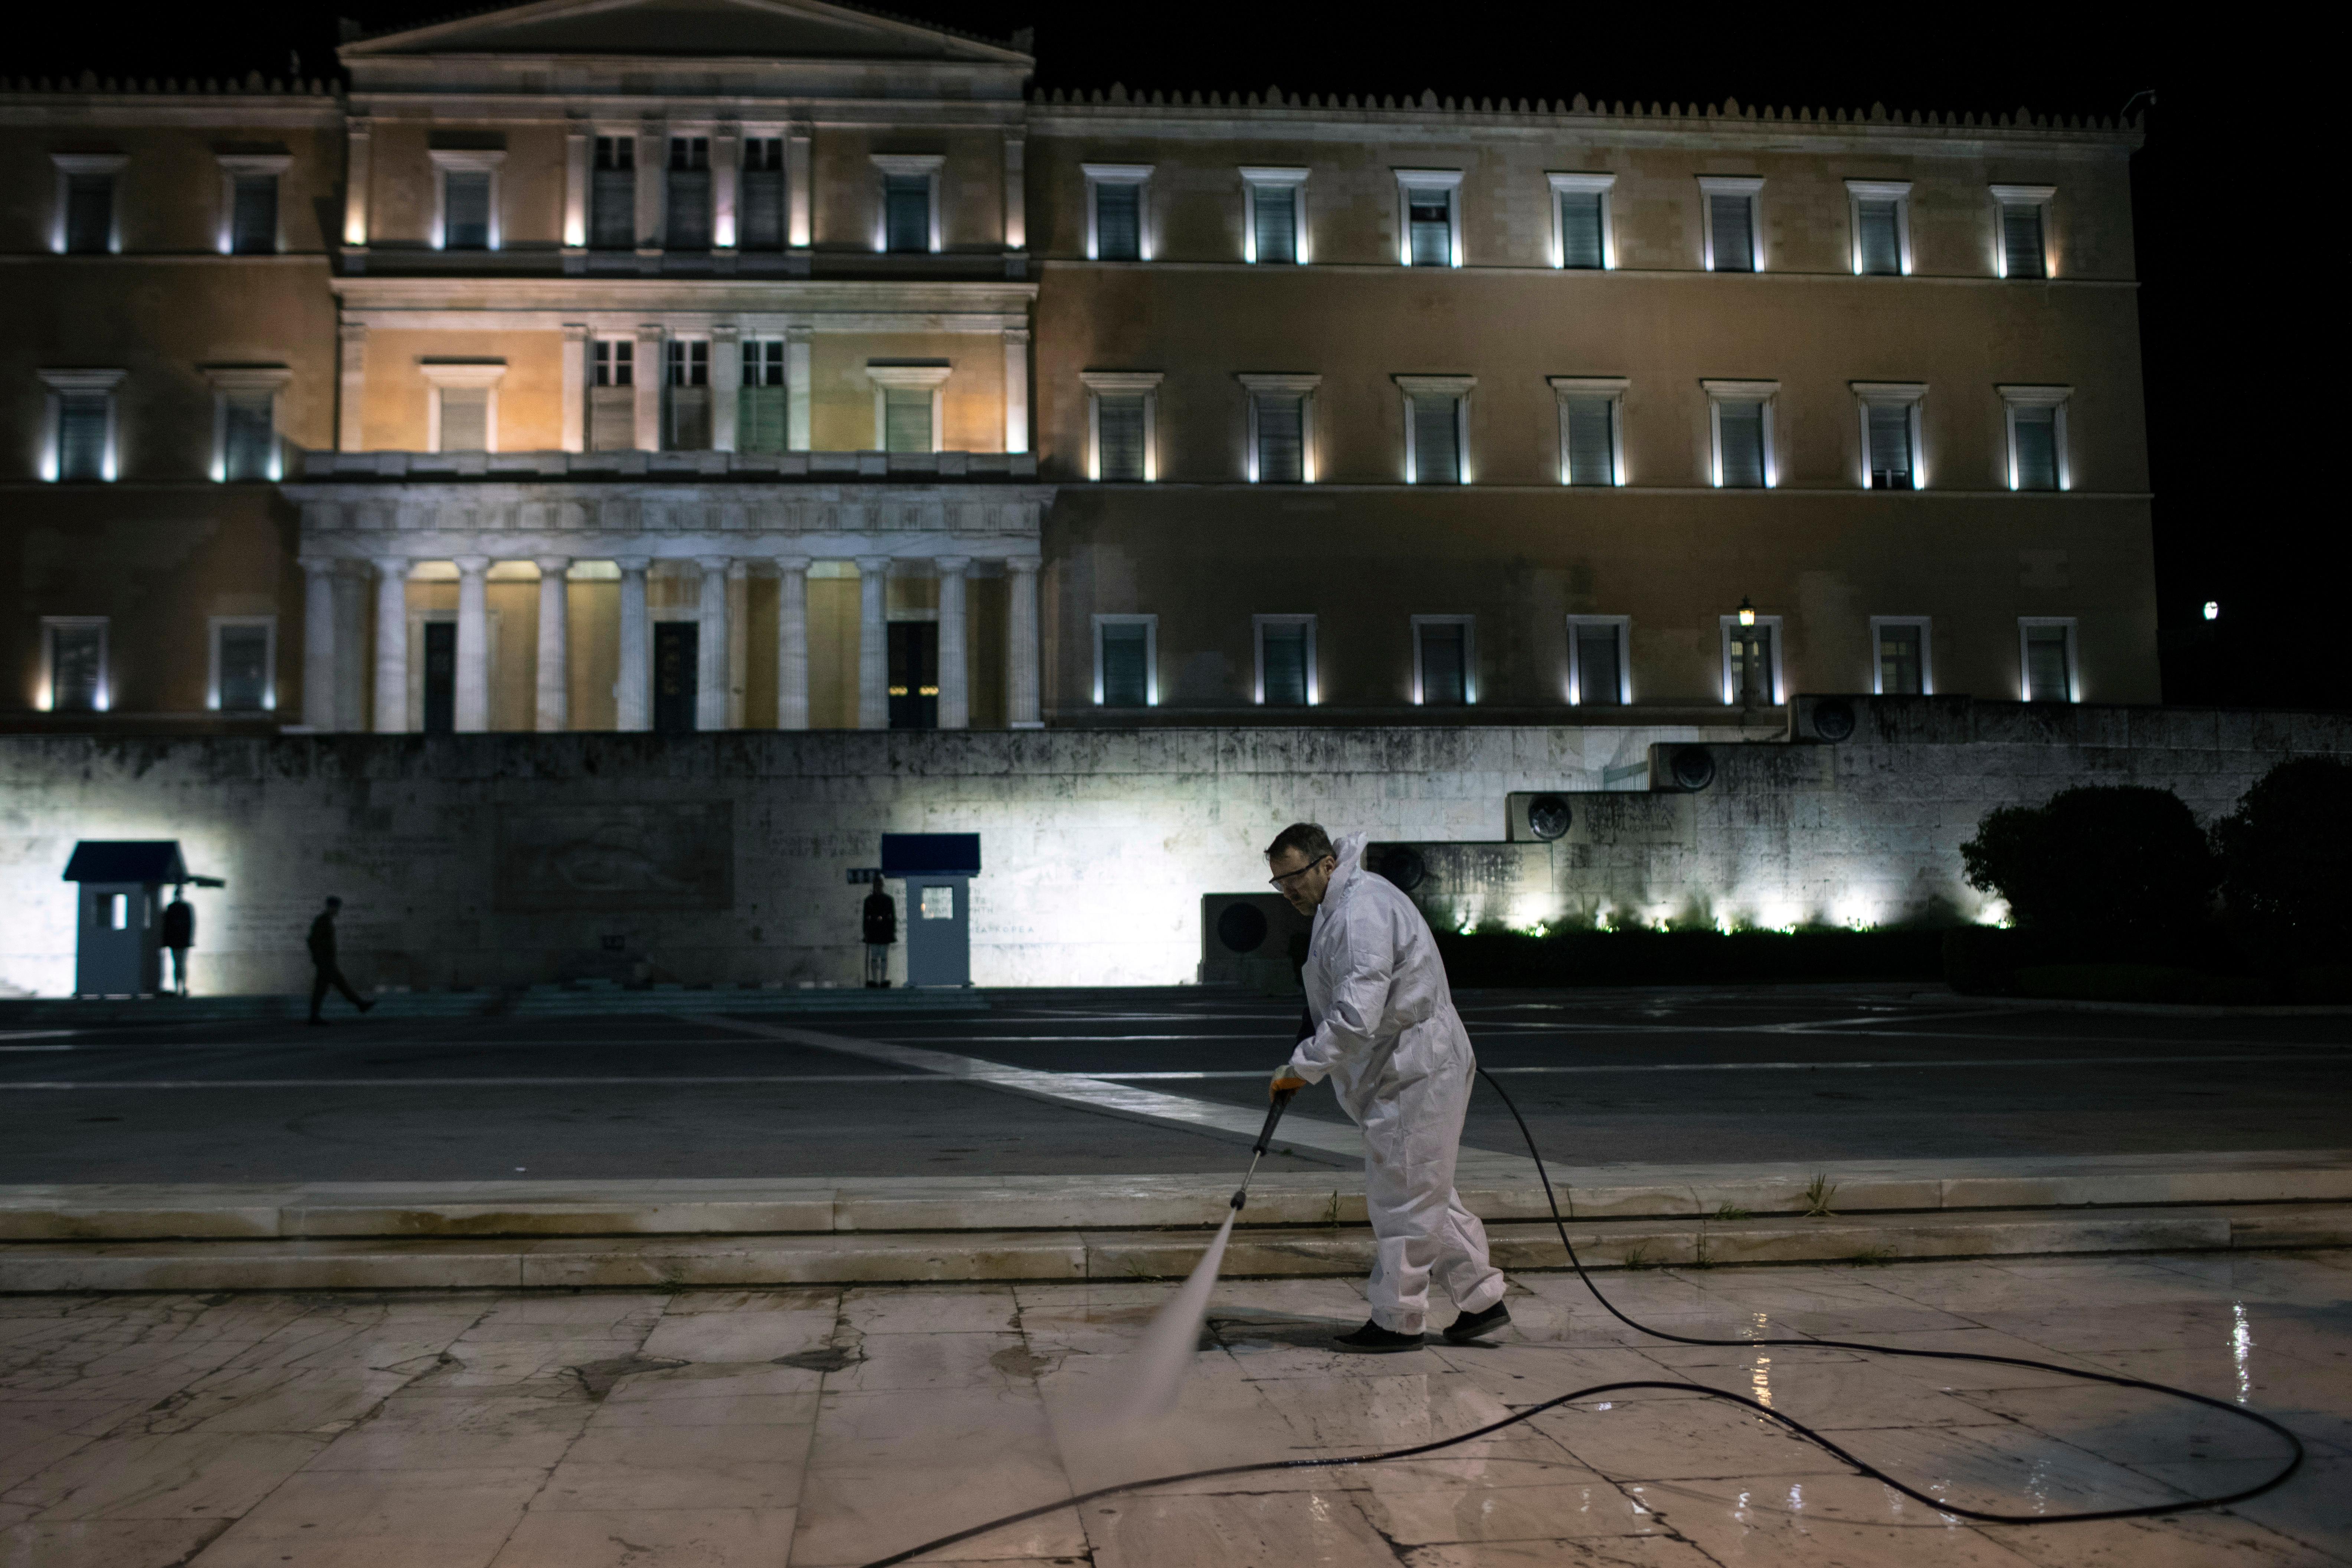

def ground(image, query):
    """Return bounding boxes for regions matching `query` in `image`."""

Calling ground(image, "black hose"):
[858,1066,2305,1568]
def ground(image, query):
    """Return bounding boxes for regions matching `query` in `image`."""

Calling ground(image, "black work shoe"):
[357,998,376,1014]
[1333,1320,1426,1354]
[1444,1302,1512,1343]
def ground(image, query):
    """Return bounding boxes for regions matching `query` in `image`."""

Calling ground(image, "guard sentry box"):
[881,832,979,988]
[62,840,187,997]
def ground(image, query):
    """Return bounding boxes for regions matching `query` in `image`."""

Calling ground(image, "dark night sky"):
[24,3,2328,708]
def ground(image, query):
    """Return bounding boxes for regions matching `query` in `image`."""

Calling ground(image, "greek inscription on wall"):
[495,803,733,912]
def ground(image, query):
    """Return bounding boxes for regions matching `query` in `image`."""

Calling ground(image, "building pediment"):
[341,0,1031,65]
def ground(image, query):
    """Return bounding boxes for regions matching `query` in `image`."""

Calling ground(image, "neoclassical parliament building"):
[2,0,2152,738]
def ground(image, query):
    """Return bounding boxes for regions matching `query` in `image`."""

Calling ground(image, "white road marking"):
[696,1015,1372,1166]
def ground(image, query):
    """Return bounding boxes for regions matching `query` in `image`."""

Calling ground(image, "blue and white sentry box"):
[879,834,980,988]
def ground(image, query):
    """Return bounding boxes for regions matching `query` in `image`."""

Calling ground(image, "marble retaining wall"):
[2,698,2346,995]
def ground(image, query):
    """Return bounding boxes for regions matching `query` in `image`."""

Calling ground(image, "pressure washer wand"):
[1231,1087,1298,1210]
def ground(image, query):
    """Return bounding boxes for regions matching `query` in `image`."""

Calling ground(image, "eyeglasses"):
[1268,855,1333,890]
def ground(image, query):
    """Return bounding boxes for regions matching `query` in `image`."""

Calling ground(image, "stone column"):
[342,120,372,251]
[1007,555,1042,728]
[633,324,664,451]
[560,324,588,453]
[337,323,367,452]
[371,556,409,733]
[1001,132,1026,251]
[696,556,730,732]
[711,324,741,453]
[300,558,338,730]
[725,559,750,729]
[787,124,813,251]
[615,556,651,731]
[713,125,740,255]
[453,555,491,733]
[936,556,970,730]
[786,327,812,451]
[856,555,890,730]
[776,555,810,730]
[561,128,589,265]
[1002,326,1031,454]
[534,555,570,732]
[332,571,367,730]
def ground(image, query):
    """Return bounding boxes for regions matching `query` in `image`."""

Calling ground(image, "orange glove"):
[1270,1067,1308,1101]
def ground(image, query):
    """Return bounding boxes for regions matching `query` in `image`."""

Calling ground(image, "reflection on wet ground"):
[0,1249,2343,1565]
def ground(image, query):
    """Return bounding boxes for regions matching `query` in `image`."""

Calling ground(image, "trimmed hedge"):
[1943,927,2352,1004]
[1434,927,1948,989]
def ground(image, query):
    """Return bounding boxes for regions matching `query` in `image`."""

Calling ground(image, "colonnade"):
[298,551,1042,733]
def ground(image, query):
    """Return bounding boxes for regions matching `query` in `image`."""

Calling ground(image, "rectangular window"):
[1408,394,1462,484]
[1254,184,1298,263]
[1556,190,1605,269]
[56,389,111,481]
[1095,394,1146,481]
[740,137,785,249]
[2001,202,2046,278]
[1094,182,1141,260]
[2021,620,2075,702]
[883,387,932,452]
[1716,401,1767,487]
[593,338,634,388]
[884,173,931,252]
[1252,394,1304,483]
[443,171,491,250]
[665,340,710,450]
[738,340,787,454]
[1094,616,1155,707]
[1867,404,1913,489]
[65,172,114,254]
[1568,616,1628,706]
[2012,406,2058,489]
[665,339,708,387]
[438,388,488,452]
[1708,194,1752,270]
[1873,618,1929,696]
[1255,616,1314,707]
[44,620,107,712]
[666,137,711,251]
[220,390,275,481]
[592,135,635,249]
[230,174,277,254]
[1565,397,1615,485]
[1414,618,1472,706]
[1720,614,1785,705]
[212,619,272,712]
[1855,200,1900,274]
[1406,187,1453,265]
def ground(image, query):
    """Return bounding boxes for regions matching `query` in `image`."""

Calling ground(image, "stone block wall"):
[1,699,2345,996]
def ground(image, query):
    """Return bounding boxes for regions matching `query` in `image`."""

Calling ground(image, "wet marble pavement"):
[0,1250,2344,1567]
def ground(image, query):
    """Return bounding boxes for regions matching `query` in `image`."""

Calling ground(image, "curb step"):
[5,1203,2346,1294]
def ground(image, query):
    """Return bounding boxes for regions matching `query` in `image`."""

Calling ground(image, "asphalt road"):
[5,984,2348,1183]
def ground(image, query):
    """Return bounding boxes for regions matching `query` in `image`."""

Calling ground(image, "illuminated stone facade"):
[2,2,2152,739]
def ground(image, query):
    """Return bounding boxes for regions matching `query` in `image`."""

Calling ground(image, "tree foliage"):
[2212,756,2352,965]
[1960,785,2217,955]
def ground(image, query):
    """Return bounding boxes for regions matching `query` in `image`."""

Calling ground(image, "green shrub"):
[1960,786,2217,960]
[2212,756,2352,968]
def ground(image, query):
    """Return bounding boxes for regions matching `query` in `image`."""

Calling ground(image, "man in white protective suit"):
[1265,821,1511,1352]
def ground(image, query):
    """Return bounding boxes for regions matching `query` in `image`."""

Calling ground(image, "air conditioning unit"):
[1792,694,1863,743]
[1199,893,1310,991]
[1649,743,1717,792]
[1505,791,1577,842]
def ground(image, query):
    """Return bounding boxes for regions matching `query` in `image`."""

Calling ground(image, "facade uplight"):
[2202,600,2219,622]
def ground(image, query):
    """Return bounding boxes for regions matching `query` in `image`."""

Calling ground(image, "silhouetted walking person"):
[862,884,897,988]
[307,897,373,1024]
[161,891,194,998]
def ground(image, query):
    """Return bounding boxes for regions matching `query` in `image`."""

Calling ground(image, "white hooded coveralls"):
[1284,832,1506,1334]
